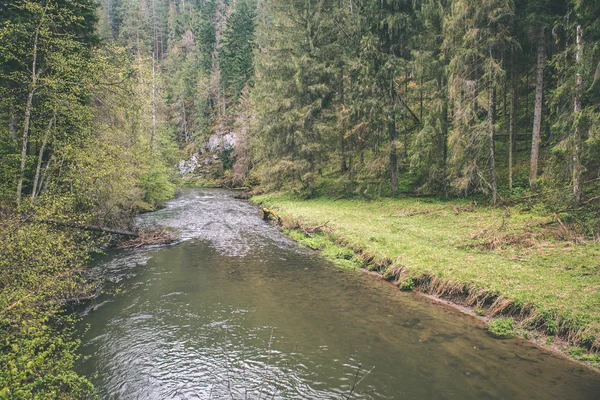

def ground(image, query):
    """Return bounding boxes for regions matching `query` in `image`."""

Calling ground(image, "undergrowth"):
[488,317,518,338]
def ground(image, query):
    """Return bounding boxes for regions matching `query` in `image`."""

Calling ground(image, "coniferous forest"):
[1,0,600,397]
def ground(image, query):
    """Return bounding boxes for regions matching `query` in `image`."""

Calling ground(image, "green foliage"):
[397,278,415,291]
[0,3,180,397]
[139,161,176,208]
[488,317,517,338]
[569,347,600,367]
[220,0,256,100]
[0,213,98,398]
[220,148,234,170]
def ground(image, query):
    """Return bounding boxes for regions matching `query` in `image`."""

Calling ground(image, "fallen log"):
[1,210,140,237]
[40,219,139,237]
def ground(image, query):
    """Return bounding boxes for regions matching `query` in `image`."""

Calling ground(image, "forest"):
[1,0,600,397]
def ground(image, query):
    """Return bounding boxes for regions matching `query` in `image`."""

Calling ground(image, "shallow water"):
[76,188,600,399]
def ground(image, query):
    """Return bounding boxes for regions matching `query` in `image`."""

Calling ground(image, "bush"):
[139,162,176,208]
[398,278,415,291]
[0,214,97,398]
[488,317,517,338]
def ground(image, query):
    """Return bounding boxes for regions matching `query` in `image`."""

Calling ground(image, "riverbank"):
[252,192,600,367]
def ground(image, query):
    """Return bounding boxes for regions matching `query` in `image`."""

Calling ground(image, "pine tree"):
[444,0,513,202]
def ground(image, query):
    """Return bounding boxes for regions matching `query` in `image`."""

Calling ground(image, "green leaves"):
[0,213,97,399]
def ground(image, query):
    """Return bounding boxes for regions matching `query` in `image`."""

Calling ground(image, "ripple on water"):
[136,189,305,257]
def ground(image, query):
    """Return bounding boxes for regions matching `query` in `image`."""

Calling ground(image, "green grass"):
[252,192,600,352]
[285,229,363,269]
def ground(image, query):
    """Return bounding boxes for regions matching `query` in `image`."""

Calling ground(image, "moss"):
[488,317,517,338]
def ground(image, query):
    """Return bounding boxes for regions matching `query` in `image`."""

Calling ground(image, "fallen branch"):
[301,221,330,237]
[6,299,24,312]
[554,213,566,230]
[40,219,139,237]
[61,291,100,305]
[114,228,178,249]
[1,210,139,237]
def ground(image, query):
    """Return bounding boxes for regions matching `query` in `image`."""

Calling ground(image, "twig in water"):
[268,342,299,400]
[346,364,375,400]
[224,326,235,400]
[347,364,362,400]
[257,327,275,400]
[241,337,248,400]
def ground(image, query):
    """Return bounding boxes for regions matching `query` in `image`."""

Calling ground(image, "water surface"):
[77,188,600,399]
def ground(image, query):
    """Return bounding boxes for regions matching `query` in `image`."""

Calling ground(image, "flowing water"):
[76,188,600,399]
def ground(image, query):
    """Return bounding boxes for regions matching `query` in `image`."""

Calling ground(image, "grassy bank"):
[252,192,600,365]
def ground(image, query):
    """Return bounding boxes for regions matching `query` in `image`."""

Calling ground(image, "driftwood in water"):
[115,228,178,249]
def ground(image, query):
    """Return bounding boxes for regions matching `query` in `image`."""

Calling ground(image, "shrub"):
[488,317,517,338]
[398,278,415,291]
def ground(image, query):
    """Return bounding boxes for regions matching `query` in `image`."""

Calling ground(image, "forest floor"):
[252,192,600,366]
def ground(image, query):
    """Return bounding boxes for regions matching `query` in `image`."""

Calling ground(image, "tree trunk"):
[38,219,139,237]
[509,49,518,191]
[488,83,498,205]
[530,30,545,187]
[212,0,227,118]
[340,131,347,174]
[389,77,398,197]
[37,154,53,197]
[17,1,50,206]
[348,154,353,181]
[340,65,347,174]
[573,24,583,205]
[31,115,54,201]
[389,115,398,197]
[151,53,157,150]
[442,80,449,198]
[9,105,17,140]
[182,99,188,143]
[16,90,35,205]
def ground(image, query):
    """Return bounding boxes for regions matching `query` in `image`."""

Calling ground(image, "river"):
[76,188,600,399]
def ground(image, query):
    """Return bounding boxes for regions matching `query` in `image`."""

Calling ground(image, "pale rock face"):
[222,133,236,150]
[178,153,199,176]
[206,132,236,152]
[206,134,221,152]
[178,132,237,175]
